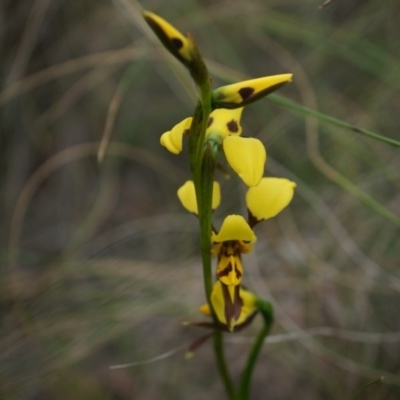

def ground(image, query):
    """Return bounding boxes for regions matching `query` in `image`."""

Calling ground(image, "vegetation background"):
[1,0,400,398]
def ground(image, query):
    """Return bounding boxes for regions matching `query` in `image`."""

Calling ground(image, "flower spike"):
[212,74,293,109]
[142,11,194,66]
[246,177,296,225]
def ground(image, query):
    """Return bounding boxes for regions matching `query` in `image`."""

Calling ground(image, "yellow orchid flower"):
[206,108,266,187]
[211,215,256,287]
[161,108,266,186]
[246,177,296,224]
[142,11,194,66]
[212,74,293,109]
[177,180,221,214]
[200,281,258,332]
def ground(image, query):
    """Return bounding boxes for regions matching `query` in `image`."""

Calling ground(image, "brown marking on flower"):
[233,285,242,320]
[227,119,239,133]
[221,283,235,326]
[217,262,242,280]
[238,87,254,100]
[217,263,233,278]
[171,37,184,50]
[207,117,214,128]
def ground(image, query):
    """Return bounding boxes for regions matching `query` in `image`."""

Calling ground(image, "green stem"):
[198,142,215,301]
[238,302,273,400]
[194,69,236,400]
[213,331,236,400]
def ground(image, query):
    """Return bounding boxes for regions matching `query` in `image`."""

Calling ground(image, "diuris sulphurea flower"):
[161,108,266,187]
[176,178,296,285]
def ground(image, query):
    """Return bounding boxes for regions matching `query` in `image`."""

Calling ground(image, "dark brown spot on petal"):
[227,120,239,133]
[183,129,190,135]
[217,262,242,279]
[171,37,184,50]
[238,87,254,100]
[217,263,233,278]
[207,117,214,128]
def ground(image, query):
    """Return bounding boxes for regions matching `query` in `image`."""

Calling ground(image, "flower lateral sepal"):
[212,74,293,109]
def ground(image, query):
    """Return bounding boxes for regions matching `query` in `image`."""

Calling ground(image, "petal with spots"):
[206,108,244,140]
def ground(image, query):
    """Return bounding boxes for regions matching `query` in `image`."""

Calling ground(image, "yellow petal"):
[211,181,221,210]
[212,215,256,243]
[160,131,179,154]
[206,108,244,140]
[160,117,192,154]
[212,74,293,108]
[210,281,226,325]
[177,180,221,214]
[223,136,266,187]
[246,177,296,221]
[209,281,258,328]
[142,11,194,65]
[236,287,258,325]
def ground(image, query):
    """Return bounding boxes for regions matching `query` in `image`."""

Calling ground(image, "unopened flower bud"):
[212,74,293,109]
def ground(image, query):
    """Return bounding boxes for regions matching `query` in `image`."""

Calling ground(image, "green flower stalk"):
[142,10,295,400]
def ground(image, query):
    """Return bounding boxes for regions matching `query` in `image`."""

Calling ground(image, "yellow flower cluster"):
[144,10,296,333]
[175,110,296,331]
[178,175,295,331]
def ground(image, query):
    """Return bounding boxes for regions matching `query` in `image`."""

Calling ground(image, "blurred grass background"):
[1,0,400,398]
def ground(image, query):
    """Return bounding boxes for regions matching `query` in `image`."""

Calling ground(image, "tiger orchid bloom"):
[161,108,266,187]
